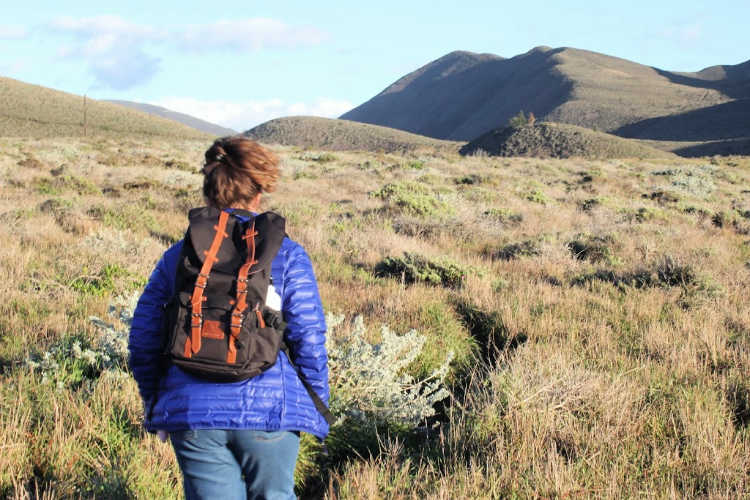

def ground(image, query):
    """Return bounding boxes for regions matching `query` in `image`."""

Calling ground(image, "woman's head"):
[202,136,280,210]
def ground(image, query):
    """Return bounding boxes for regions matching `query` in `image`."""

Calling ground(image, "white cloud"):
[50,15,161,40]
[176,18,326,51]
[46,15,328,90]
[151,97,353,131]
[50,16,163,90]
[660,23,703,43]
[0,25,27,39]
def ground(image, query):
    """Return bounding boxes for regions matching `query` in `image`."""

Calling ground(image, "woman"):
[128,137,330,499]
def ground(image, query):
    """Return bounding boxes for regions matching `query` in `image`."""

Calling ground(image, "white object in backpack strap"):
[266,284,282,311]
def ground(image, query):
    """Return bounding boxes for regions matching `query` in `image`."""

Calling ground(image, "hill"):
[460,122,675,159]
[243,116,460,152]
[341,47,750,146]
[104,100,236,136]
[0,76,210,139]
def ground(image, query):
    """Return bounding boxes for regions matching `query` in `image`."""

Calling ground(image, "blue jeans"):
[170,429,300,500]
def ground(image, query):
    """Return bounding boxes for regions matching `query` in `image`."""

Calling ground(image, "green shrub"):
[325,314,453,427]
[34,175,101,195]
[164,159,195,172]
[375,253,468,289]
[299,152,337,163]
[69,264,139,296]
[370,181,452,217]
[454,174,485,185]
[579,198,600,211]
[493,240,542,260]
[25,294,135,390]
[525,189,550,204]
[567,234,617,264]
[483,207,523,224]
[87,204,160,233]
[508,110,530,128]
[571,256,716,295]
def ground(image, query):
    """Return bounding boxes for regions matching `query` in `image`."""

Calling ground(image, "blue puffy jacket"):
[128,220,330,439]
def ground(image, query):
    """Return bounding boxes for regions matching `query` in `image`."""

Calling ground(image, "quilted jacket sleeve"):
[128,245,178,404]
[282,243,329,405]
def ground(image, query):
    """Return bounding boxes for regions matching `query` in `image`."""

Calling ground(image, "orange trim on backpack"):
[201,320,225,340]
[227,221,258,364]
[184,337,192,358]
[189,210,230,356]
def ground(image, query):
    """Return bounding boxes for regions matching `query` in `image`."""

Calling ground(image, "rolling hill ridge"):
[0,76,210,139]
[104,100,236,137]
[460,122,675,159]
[341,47,750,146]
[244,116,460,152]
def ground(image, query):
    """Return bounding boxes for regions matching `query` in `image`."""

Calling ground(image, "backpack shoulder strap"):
[250,212,286,271]
[187,209,230,356]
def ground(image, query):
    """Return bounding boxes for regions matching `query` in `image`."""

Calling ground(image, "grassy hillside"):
[105,100,236,137]
[460,122,675,159]
[0,76,211,139]
[341,47,748,144]
[1,137,750,497]
[244,116,460,153]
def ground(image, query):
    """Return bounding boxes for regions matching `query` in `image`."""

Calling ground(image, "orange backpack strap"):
[227,221,258,364]
[188,210,230,356]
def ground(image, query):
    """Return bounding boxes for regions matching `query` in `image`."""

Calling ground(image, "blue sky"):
[1,1,747,131]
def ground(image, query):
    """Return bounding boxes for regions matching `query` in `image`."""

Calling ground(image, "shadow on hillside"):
[615,99,750,141]
[654,67,750,100]
[673,137,750,157]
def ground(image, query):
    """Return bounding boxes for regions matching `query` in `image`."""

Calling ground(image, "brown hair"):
[202,136,280,209]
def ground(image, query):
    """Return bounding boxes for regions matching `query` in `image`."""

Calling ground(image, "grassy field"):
[1,136,749,498]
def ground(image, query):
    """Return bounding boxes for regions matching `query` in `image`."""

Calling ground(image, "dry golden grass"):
[0,76,211,139]
[1,136,749,498]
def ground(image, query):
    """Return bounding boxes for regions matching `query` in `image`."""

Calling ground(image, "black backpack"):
[160,207,334,424]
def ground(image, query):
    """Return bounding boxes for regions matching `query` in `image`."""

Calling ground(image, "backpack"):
[159,207,334,425]
[162,206,286,381]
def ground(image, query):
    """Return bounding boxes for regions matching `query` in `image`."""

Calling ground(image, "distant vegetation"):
[2,136,749,497]
[460,122,674,159]
[244,116,460,153]
[0,76,210,139]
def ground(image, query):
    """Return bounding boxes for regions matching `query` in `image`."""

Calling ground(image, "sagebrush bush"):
[567,234,617,264]
[326,314,453,427]
[571,256,721,299]
[493,240,542,260]
[375,252,469,289]
[370,181,453,217]
[26,293,135,389]
[483,207,523,224]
